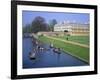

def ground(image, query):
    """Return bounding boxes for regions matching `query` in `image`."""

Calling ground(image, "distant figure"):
[35,41,40,50]
[38,46,40,49]
[66,37,68,40]
[33,48,37,53]
[50,43,54,48]
[36,41,39,45]
[58,48,61,51]
[40,47,44,52]
[29,51,36,60]
[53,48,61,54]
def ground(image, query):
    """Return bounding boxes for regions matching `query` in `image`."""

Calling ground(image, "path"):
[44,35,89,48]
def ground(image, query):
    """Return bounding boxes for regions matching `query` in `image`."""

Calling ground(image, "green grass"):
[55,36,89,45]
[38,35,89,63]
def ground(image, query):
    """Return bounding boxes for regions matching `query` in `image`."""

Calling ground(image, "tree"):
[31,16,48,33]
[23,24,31,33]
[49,19,57,31]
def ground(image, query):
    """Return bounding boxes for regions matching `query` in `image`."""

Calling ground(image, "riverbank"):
[38,35,89,63]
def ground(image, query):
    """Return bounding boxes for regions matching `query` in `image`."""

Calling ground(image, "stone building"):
[54,21,89,35]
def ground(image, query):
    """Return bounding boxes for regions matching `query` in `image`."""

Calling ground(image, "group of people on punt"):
[29,41,61,60]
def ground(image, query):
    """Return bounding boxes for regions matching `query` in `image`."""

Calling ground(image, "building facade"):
[54,22,89,35]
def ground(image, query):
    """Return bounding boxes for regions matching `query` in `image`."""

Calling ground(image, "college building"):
[54,21,89,36]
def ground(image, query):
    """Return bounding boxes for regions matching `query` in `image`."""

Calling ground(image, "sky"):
[22,11,90,27]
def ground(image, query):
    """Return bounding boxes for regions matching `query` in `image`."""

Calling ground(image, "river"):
[23,38,88,69]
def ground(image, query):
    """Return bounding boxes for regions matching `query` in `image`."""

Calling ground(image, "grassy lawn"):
[38,35,89,63]
[55,36,89,45]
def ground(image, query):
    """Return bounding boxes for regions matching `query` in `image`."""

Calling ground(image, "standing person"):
[35,41,39,49]
[50,43,54,48]
[36,41,38,45]
[66,37,68,40]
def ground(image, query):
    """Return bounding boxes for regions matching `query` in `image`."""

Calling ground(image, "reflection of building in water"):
[54,21,89,35]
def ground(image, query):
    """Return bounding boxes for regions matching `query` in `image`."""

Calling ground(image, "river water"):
[23,38,88,69]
